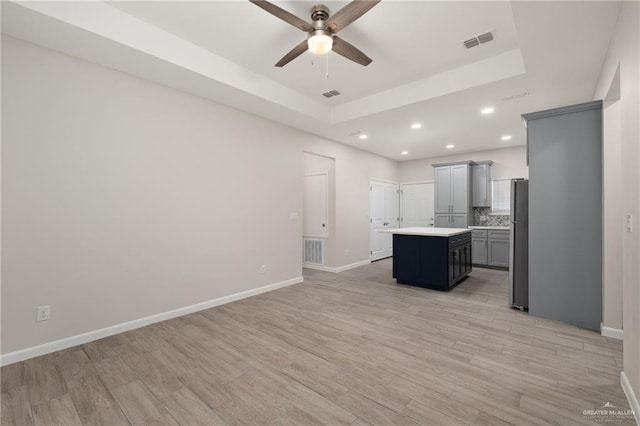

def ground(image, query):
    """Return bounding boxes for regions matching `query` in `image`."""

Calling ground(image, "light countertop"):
[468,226,510,230]
[380,227,471,237]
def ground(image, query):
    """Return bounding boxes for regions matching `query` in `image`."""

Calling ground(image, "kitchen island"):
[380,227,472,290]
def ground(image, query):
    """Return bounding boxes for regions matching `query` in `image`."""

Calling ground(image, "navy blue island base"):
[392,231,472,291]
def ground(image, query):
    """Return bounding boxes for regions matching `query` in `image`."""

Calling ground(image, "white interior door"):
[400,182,435,227]
[303,173,328,236]
[370,179,399,261]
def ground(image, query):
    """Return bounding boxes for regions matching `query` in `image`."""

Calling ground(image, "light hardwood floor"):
[1,259,635,425]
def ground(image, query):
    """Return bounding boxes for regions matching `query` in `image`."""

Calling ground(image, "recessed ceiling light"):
[501,135,512,141]
[411,123,422,129]
[446,144,455,149]
[481,107,495,115]
[401,151,409,155]
[359,134,368,140]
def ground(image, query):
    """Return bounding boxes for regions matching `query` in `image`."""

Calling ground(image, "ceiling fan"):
[249,0,380,67]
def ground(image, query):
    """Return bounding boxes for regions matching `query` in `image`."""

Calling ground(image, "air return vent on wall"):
[304,238,324,265]
[464,31,494,49]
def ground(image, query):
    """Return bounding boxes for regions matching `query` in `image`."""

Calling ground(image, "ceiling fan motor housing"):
[310,4,330,23]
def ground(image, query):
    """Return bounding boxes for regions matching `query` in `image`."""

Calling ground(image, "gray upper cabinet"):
[433,161,473,228]
[434,162,471,214]
[450,165,469,213]
[434,167,453,213]
[434,213,468,228]
[450,214,468,228]
[472,161,493,207]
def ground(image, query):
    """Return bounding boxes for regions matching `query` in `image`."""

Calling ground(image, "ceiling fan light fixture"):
[308,30,333,55]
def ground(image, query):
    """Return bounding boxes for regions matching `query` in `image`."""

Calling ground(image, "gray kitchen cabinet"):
[524,100,602,331]
[472,161,493,207]
[450,214,468,228]
[488,238,510,267]
[434,162,471,213]
[433,162,472,228]
[434,167,452,214]
[471,230,488,264]
[435,214,468,229]
[450,164,469,213]
[435,214,450,228]
[472,229,509,268]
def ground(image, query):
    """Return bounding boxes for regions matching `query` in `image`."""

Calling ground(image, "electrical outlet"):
[344,249,350,257]
[260,264,267,273]
[36,305,50,322]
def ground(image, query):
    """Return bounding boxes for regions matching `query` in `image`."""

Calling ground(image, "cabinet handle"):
[485,240,487,248]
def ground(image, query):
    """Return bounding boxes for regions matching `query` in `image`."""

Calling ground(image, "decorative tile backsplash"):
[473,207,510,226]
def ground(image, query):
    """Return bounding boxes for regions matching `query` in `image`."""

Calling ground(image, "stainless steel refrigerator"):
[509,179,528,310]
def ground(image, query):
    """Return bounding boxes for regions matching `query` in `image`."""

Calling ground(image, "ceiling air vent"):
[478,32,494,44]
[464,31,494,49]
[464,38,479,49]
[322,90,341,98]
[501,90,530,102]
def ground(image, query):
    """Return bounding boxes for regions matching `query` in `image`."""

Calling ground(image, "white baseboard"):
[303,259,370,273]
[601,324,624,340]
[0,276,303,367]
[621,371,640,425]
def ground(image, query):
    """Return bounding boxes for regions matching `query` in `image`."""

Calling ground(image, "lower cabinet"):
[471,229,510,269]
[472,238,488,264]
[488,239,510,268]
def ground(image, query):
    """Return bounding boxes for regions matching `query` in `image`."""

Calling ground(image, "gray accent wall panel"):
[524,101,602,331]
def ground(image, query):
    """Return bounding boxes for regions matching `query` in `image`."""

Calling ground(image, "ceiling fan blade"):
[332,36,372,66]
[275,40,309,67]
[327,0,380,33]
[249,0,314,32]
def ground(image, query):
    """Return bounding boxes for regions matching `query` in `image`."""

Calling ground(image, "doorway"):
[400,182,435,228]
[303,152,335,269]
[370,179,399,261]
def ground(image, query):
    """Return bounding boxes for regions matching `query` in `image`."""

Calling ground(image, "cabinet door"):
[450,214,468,228]
[434,214,451,228]
[434,167,452,213]
[462,244,471,274]
[448,248,459,285]
[472,238,488,264]
[472,165,491,207]
[450,164,469,213]
[488,239,510,267]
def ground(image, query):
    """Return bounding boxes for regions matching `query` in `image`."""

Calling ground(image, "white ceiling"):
[2,1,622,161]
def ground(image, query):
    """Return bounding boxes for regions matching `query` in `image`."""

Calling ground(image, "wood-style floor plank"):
[1,259,635,425]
